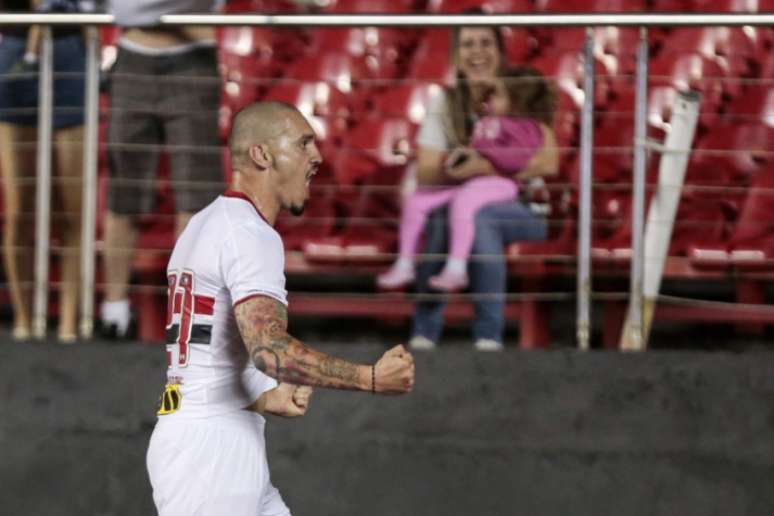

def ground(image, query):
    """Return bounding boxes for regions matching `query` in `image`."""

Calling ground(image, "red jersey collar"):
[222,190,270,225]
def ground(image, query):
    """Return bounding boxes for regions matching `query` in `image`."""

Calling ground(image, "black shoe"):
[96,316,137,341]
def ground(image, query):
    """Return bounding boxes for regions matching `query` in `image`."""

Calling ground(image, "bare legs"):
[0,123,36,338]
[53,125,84,341]
[100,209,192,336]
[0,123,85,340]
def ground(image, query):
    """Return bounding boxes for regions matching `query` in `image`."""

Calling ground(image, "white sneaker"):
[100,299,132,338]
[473,338,504,352]
[376,264,415,289]
[409,335,436,350]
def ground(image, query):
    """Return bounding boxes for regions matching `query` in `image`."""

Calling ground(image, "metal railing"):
[1,12,773,26]
[1,12,773,346]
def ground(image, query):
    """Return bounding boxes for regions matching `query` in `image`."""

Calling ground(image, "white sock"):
[101,299,130,334]
[23,52,38,65]
[394,257,414,271]
[444,257,467,275]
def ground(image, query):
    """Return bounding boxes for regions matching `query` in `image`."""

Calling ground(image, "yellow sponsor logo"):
[156,383,182,415]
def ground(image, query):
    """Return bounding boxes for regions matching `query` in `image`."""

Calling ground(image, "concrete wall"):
[2,341,773,516]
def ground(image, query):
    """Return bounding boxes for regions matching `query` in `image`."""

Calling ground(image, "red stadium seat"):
[594,119,636,175]
[531,26,639,79]
[589,187,730,266]
[724,87,774,128]
[689,123,773,186]
[502,27,541,63]
[310,26,415,58]
[333,118,415,186]
[322,0,416,13]
[537,0,647,10]
[553,88,581,151]
[530,51,614,109]
[276,194,338,252]
[224,0,299,12]
[684,123,774,267]
[592,27,641,77]
[370,83,443,125]
[427,0,533,12]
[530,27,587,56]
[727,166,774,269]
[302,118,414,263]
[281,53,375,114]
[646,0,694,11]
[691,0,759,11]
[262,81,352,144]
[220,0,308,61]
[314,0,421,66]
[284,51,366,86]
[647,52,729,136]
[406,29,454,86]
[219,57,270,112]
[654,27,757,90]
[308,28,415,86]
[218,26,280,72]
[217,26,301,119]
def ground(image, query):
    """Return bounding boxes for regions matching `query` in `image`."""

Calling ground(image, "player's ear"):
[248,143,273,170]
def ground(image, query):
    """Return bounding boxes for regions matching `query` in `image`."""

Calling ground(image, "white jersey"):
[161,191,285,419]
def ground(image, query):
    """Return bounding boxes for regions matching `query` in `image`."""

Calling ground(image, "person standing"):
[0,0,89,342]
[100,0,225,338]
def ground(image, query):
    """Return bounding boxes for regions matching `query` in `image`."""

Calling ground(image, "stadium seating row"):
[227,0,774,14]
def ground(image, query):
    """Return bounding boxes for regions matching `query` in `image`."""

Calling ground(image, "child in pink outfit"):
[378,69,550,291]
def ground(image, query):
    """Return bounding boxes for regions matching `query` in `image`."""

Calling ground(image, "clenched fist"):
[373,344,415,395]
[259,383,313,418]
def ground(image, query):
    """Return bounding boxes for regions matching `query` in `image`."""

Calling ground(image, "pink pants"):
[398,175,518,261]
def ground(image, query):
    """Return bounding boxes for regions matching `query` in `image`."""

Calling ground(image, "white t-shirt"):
[416,88,451,152]
[162,191,285,419]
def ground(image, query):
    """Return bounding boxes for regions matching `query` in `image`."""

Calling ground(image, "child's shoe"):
[376,264,415,289]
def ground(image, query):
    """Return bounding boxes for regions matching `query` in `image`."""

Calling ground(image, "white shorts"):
[146,410,290,516]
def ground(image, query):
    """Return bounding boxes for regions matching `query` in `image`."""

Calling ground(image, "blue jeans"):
[411,201,547,343]
[0,33,85,128]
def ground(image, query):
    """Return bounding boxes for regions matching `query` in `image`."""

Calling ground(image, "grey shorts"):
[107,45,223,215]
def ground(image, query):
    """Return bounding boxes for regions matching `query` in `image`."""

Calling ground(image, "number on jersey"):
[166,270,195,367]
[166,270,216,368]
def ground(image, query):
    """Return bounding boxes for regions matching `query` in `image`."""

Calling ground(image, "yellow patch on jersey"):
[156,383,182,415]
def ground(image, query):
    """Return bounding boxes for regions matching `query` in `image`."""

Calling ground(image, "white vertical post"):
[620,27,649,351]
[639,91,701,344]
[80,26,100,339]
[32,25,54,339]
[576,28,595,351]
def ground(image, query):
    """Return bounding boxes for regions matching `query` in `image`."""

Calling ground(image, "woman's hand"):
[250,383,313,418]
[514,124,560,181]
[445,147,496,181]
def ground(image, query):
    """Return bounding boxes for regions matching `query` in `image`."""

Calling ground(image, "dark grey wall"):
[2,340,773,516]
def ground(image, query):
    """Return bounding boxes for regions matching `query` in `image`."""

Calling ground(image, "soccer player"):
[146,101,416,516]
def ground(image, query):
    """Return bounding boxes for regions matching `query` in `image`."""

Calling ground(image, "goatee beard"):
[290,204,305,216]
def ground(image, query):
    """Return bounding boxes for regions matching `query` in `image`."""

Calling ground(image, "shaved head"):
[225,100,322,222]
[228,101,301,168]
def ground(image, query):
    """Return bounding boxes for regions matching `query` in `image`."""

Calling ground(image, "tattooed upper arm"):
[234,295,290,376]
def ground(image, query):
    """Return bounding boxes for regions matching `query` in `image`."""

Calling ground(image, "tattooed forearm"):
[235,296,367,390]
[319,356,359,384]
